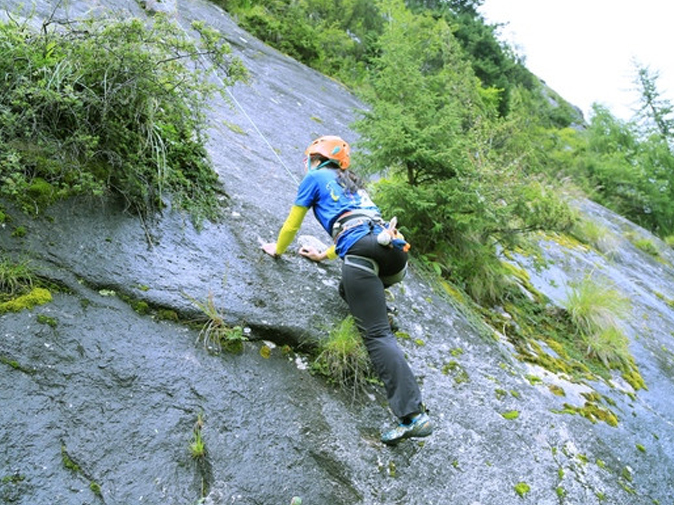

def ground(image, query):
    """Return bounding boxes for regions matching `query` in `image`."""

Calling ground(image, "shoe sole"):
[381,421,433,445]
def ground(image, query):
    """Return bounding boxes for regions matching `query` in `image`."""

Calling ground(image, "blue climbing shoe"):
[381,412,433,445]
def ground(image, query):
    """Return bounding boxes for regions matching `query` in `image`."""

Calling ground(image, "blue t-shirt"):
[295,168,381,258]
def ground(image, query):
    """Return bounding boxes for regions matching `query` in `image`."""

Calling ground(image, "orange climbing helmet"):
[304,135,351,169]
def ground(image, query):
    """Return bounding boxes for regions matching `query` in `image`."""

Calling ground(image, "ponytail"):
[313,155,364,194]
[336,169,364,194]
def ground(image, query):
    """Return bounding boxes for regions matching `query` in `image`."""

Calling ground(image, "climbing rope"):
[173,17,299,185]
[224,87,299,185]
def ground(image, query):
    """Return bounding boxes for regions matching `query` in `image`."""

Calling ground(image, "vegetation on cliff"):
[0,13,246,224]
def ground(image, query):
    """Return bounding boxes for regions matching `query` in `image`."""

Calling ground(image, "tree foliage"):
[353,0,574,303]
[217,0,382,86]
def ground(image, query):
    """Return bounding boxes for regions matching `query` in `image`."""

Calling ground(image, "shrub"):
[0,14,246,224]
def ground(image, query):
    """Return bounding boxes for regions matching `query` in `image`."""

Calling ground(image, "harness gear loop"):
[344,255,379,276]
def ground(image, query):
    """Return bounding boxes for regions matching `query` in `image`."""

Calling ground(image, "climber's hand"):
[261,242,279,258]
[299,245,326,262]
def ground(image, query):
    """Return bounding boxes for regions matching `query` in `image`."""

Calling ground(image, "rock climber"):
[262,135,432,444]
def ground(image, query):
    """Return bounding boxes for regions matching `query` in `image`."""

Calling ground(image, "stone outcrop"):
[1,1,673,504]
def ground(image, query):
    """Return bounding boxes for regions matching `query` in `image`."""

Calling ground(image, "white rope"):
[175,19,300,185]
[225,87,299,185]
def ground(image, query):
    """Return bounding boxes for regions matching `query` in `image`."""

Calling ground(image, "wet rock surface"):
[1,1,674,504]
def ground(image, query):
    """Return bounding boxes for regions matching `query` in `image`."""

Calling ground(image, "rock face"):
[1,1,673,504]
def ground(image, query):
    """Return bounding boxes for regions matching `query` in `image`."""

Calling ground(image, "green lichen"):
[1,474,25,484]
[544,231,590,252]
[222,120,246,134]
[0,356,34,374]
[553,401,619,427]
[133,300,150,315]
[157,308,179,322]
[549,384,566,396]
[440,279,467,305]
[0,287,52,314]
[501,410,520,420]
[621,366,646,391]
[514,482,530,497]
[89,482,102,497]
[442,360,470,384]
[259,345,272,359]
[61,446,81,473]
[526,374,543,385]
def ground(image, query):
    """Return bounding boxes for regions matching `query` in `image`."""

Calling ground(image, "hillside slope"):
[1,1,673,504]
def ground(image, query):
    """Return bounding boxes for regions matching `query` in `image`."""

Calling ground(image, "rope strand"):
[225,88,299,185]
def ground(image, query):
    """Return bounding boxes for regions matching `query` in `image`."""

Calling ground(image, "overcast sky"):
[478,0,674,122]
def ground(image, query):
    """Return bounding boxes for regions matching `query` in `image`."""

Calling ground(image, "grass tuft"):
[186,292,247,354]
[312,316,375,395]
[565,275,631,366]
[0,259,35,298]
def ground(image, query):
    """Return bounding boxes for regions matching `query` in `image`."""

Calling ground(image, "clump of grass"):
[565,275,631,367]
[312,316,375,394]
[570,219,618,255]
[186,292,247,354]
[190,413,206,459]
[0,259,35,299]
[625,232,660,257]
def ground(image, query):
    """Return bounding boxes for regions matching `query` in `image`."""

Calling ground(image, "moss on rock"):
[0,287,52,314]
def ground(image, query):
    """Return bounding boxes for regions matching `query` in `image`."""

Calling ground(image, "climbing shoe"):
[380,412,433,445]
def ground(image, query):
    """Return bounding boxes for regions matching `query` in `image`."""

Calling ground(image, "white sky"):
[478,0,674,122]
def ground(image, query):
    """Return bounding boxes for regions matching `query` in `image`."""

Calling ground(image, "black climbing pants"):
[341,233,424,420]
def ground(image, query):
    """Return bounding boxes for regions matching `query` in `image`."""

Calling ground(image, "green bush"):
[0,14,246,224]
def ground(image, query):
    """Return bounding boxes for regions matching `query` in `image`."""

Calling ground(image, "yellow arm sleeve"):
[275,205,308,255]
[325,245,338,260]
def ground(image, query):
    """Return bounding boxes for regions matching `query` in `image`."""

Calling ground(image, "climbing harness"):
[344,254,379,275]
[331,209,383,240]
[332,209,411,252]
[343,254,407,285]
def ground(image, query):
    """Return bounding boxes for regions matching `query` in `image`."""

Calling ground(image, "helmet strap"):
[308,157,336,172]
